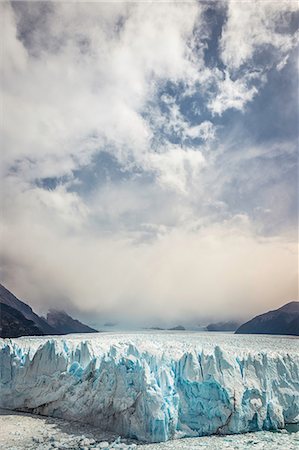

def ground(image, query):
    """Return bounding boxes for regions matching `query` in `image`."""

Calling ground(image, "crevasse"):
[0,335,298,443]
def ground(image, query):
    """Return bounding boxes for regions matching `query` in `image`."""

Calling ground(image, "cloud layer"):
[1,1,298,324]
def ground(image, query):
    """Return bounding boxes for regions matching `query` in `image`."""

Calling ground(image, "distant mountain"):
[0,283,54,334]
[0,303,44,338]
[168,325,185,331]
[0,284,98,338]
[46,309,97,334]
[207,321,240,332]
[235,301,299,336]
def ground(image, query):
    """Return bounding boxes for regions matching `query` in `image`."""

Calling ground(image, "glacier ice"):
[0,333,298,443]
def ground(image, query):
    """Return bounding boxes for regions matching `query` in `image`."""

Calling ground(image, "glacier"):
[0,332,298,443]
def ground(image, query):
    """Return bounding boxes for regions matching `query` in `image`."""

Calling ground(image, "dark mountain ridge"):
[0,284,54,334]
[0,283,98,338]
[46,309,97,334]
[0,303,44,338]
[235,301,299,336]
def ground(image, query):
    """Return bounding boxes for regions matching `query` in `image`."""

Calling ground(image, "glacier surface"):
[0,332,298,443]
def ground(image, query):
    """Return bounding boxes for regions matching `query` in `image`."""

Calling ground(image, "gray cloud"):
[1,1,298,324]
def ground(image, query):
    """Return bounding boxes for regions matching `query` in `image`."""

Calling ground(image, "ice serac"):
[0,334,298,443]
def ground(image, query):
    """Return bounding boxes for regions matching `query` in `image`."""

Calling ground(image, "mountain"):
[207,321,240,332]
[168,325,185,331]
[0,303,44,338]
[235,301,299,336]
[0,284,98,337]
[0,283,54,334]
[46,309,97,334]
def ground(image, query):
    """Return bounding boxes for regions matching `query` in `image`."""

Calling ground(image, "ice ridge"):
[0,336,298,443]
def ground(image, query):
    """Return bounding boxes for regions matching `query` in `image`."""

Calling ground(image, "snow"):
[0,332,298,443]
[1,409,299,450]
[142,430,299,450]
[1,408,299,450]
[0,408,137,449]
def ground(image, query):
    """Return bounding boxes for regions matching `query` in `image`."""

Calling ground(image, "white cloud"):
[186,121,216,140]
[3,1,296,181]
[1,3,27,75]
[1,203,297,322]
[276,54,290,71]
[145,145,206,194]
[1,1,298,321]
[212,1,299,117]
[208,71,258,115]
[1,1,204,187]
[220,0,299,70]
[147,96,217,146]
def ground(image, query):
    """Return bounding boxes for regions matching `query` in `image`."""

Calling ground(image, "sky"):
[1,0,298,326]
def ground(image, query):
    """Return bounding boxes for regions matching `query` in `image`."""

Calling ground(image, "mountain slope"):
[46,309,97,334]
[207,321,240,332]
[0,284,55,334]
[0,303,44,338]
[235,301,299,336]
[0,284,98,337]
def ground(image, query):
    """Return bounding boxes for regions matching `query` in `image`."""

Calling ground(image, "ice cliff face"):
[0,333,298,443]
